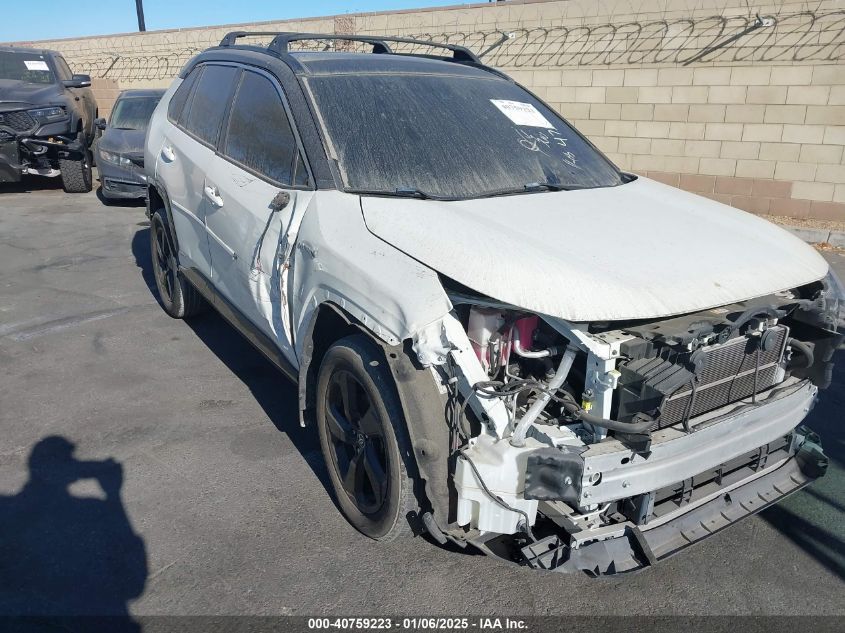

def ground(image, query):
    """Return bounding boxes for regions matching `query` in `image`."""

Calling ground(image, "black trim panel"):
[180,266,298,382]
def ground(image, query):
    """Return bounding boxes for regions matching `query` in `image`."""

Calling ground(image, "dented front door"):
[202,68,315,366]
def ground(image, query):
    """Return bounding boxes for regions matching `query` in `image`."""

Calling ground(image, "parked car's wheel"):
[149,210,206,318]
[316,335,418,541]
[59,142,93,194]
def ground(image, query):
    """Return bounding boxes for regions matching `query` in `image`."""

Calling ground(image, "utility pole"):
[135,0,146,32]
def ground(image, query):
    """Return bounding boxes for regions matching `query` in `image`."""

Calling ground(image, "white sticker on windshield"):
[24,60,50,71]
[490,99,554,128]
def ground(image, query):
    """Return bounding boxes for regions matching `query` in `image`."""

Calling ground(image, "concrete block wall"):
[90,78,120,117]
[10,0,844,220]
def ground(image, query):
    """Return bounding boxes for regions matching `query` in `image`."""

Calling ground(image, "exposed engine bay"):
[412,273,842,574]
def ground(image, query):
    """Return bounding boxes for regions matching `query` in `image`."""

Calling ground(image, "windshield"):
[109,96,161,131]
[0,51,55,84]
[306,72,622,199]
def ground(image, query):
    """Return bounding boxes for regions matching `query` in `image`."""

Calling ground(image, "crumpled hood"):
[97,128,146,157]
[0,79,63,109]
[361,177,830,321]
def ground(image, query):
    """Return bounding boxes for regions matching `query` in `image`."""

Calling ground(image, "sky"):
[0,0,467,42]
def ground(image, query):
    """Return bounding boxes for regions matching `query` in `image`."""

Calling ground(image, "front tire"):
[316,335,418,541]
[149,210,205,319]
[59,144,93,193]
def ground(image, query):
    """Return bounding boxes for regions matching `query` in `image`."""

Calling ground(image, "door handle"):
[204,184,224,207]
[160,144,176,162]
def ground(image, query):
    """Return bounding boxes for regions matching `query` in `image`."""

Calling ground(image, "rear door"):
[155,64,238,277]
[203,69,315,364]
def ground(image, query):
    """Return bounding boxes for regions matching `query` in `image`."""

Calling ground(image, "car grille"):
[0,110,36,133]
[658,326,788,428]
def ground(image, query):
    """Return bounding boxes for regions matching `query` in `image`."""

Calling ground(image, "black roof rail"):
[217,31,480,64]
[219,31,285,47]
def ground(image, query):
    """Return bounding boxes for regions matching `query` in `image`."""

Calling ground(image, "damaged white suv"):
[145,32,843,574]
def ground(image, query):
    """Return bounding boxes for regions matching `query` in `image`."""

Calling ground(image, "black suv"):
[0,47,98,192]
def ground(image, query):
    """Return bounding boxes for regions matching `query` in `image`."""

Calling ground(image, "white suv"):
[145,32,843,574]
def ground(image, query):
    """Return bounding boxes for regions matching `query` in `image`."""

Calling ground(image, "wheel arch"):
[146,180,179,256]
[299,301,453,534]
[298,302,367,427]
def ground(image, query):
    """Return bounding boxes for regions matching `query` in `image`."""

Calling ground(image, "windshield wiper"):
[349,187,447,200]
[394,187,434,199]
[474,182,590,199]
[525,181,589,191]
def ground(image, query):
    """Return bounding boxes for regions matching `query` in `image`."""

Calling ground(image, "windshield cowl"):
[349,179,630,202]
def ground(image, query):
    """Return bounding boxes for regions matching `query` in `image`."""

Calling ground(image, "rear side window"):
[168,68,200,123]
[182,65,238,147]
[222,71,304,186]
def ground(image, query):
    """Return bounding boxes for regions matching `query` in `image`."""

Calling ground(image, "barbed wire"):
[28,9,845,83]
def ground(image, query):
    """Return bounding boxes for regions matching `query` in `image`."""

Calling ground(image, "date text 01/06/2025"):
[306,617,529,631]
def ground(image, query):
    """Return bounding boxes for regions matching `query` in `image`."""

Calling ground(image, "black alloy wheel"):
[151,216,176,306]
[325,369,389,515]
[316,335,418,541]
[148,210,205,318]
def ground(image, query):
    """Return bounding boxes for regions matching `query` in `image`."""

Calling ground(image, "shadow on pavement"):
[761,349,845,581]
[0,436,147,631]
[130,226,332,494]
[130,226,157,294]
[0,175,65,194]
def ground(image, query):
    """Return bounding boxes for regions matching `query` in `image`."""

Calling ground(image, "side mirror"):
[95,117,107,130]
[64,74,91,88]
[270,191,291,212]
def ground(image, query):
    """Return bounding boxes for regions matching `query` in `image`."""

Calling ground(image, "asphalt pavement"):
[0,177,842,618]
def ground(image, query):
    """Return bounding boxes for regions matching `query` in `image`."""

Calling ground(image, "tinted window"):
[54,57,73,81]
[0,51,55,84]
[110,96,162,131]
[183,65,238,146]
[223,71,301,185]
[168,68,200,123]
[307,73,622,199]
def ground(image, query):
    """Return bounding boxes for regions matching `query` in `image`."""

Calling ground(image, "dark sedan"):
[95,89,164,201]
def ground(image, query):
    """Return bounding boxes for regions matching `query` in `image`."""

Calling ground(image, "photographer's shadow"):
[0,436,147,628]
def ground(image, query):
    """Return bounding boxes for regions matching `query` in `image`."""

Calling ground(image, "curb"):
[779,225,845,248]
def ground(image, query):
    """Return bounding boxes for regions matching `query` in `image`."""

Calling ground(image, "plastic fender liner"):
[379,339,453,536]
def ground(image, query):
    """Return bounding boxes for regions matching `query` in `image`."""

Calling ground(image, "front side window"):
[110,96,162,131]
[54,57,73,81]
[168,68,200,123]
[306,72,622,199]
[0,51,55,84]
[223,71,305,186]
[182,65,238,146]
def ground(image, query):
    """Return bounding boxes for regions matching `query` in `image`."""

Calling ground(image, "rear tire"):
[59,140,93,193]
[149,210,205,319]
[316,335,418,541]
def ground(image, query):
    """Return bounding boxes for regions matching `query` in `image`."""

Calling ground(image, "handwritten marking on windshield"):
[516,128,579,168]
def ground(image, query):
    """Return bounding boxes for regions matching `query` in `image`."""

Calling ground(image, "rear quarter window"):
[167,68,201,123]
